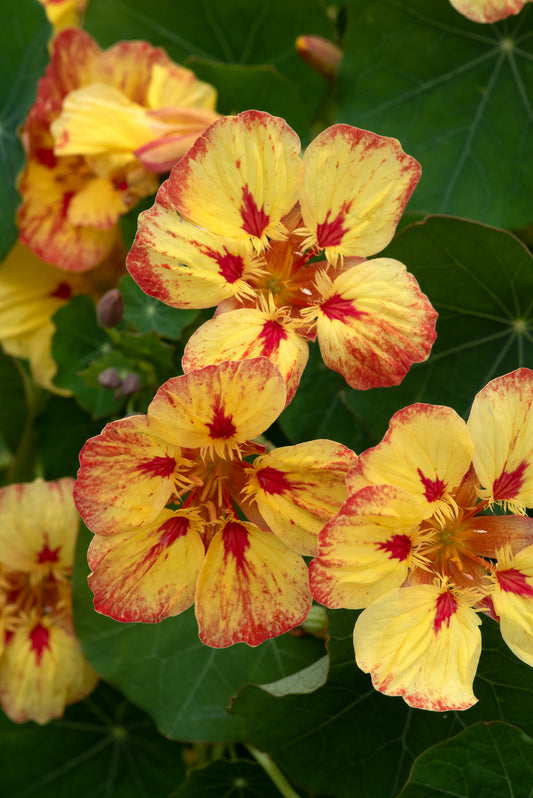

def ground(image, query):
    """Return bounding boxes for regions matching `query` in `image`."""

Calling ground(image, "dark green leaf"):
[73,521,326,744]
[280,216,533,452]
[120,275,199,339]
[0,0,50,261]
[173,759,280,798]
[400,722,533,798]
[338,0,533,228]
[0,682,186,798]
[0,351,27,461]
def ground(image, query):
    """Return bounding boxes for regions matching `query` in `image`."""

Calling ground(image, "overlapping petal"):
[493,545,533,666]
[166,110,303,247]
[468,368,533,509]
[74,415,182,535]
[147,359,286,456]
[348,403,474,516]
[449,0,531,22]
[300,126,421,265]
[353,584,482,711]
[310,485,427,609]
[87,509,205,623]
[311,258,437,389]
[247,440,357,555]
[195,519,311,647]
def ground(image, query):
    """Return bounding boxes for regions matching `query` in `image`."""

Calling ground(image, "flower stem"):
[246,744,302,798]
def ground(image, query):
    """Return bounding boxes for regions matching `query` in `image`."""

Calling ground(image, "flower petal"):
[147,359,286,456]
[195,519,311,647]
[301,125,420,264]
[449,0,530,23]
[247,440,357,555]
[313,258,437,389]
[166,110,303,247]
[493,545,533,666]
[74,415,182,535]
[127,182,259,308]
[468,368,533,509]
[182,306,309,406]
[310,484,427,609]
[354,584,481,711]
[88,509,205,623]
[349,403,474,517]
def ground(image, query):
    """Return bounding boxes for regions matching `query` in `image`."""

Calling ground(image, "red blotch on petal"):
[30,625,51,665]
[223,521,250,570]
[137,456,176,478]
[207,405,236,440]
[50,282,72,300]
[493,461,527,501]
[321,294,363,323]
[35,149,57,169]
[258,319,288,355]
[376,534,411,562]
[240,185,269,238]
[257,466,291,495]
[37,544,61,564]
[417,468,446,502]
[159,515,190,545]
[316,202,351,248]
[433,591,458,635]
[216,249,245,284]
[497,568,533,597]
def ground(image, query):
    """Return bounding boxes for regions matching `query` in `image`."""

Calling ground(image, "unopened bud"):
[96,289,124,328]
[295,35,342,81]
[98,367,122,389]
[121,372,142,395]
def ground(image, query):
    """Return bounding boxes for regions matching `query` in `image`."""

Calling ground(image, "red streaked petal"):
[449,0,529,23]
[493,545,533,666]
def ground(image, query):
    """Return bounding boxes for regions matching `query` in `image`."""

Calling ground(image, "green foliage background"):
[0,0,532,796]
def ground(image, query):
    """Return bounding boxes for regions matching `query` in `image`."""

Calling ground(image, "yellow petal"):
[247,440,357,555]
[148,359,286,457]
[74,415,182,535]
[301,125,420,265]
[195,519,311,647]
[0,478,77,574]
[354,584,481,711]
[349,403,474,518]
[312,258,437,389]
[493,545,533,666]
[127,182,260,309]
[310,484,427,609]
[88,509,205,623]
[182,306,309,406]
[0,617,97,724]
[67,176,129,229]
[468,368,533,509]
[166,110,303,247]
[146,62,218,110]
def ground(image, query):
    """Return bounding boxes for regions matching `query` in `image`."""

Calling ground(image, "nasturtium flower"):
[0,241,124,393]
[127,111,437,403]
[38,0,88,31]
[449,0,531,22]
[310,368,533,711]
[17,28,219,272]
[0,478,98,723]
[74,358,356,648]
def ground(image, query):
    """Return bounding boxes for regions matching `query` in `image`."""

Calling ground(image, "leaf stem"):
[246,744,302,798]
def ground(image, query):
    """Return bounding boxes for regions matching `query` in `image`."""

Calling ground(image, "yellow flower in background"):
[449,0,531,22]
[128,110,437,402]
[74,358,356,648]
[38,0,88,32]
[310,368,533,711]
[0,478,98,724]
[0,241,125,393]
[17,28,219,272]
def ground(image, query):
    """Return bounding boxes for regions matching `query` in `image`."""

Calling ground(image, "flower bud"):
[295,35,342,80]
[96,289,124,328]
[98,367,122,390]
[121,372,142,395]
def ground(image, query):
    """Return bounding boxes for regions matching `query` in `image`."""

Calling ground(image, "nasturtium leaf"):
[400,722,533,798]
[231,610,533,798]
[73,521,326,744]
[338,0,533,228]
[83,0,335,140]
[174,759,281,798]
[0,0,50,261]
[280,216,533,452]
[120,275,199,340]
[0,682,186,798]
[0,350,27,469]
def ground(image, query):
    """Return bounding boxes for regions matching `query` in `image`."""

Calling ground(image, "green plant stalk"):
[246,744,302,798]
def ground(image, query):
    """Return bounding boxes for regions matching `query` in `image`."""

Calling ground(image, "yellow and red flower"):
[449,0,531,22]
[74,358,356,648]
[38,0,88,32]
[127,110,437,403]
[310,368,533,711]
[0,478,98,723]
[17,28,219,272]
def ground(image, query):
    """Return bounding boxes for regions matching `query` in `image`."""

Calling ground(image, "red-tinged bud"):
[98,367,122,389]
[121,372,142,395]
[295,35,342,80]
[96,289,124,328]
